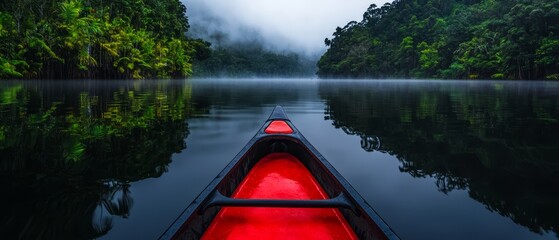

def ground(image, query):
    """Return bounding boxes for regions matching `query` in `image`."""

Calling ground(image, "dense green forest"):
[318,0,559,80]
[0,0,208,79]
[192,42,316,77]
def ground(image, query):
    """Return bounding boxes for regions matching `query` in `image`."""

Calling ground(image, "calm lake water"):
[1,79,558,239]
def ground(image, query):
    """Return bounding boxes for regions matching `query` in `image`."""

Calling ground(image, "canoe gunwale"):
[159,106,399,240]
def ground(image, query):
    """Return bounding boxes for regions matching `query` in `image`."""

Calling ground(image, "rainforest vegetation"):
[192,42,316,77]
[318,0,559,80]
[0,0,209,79]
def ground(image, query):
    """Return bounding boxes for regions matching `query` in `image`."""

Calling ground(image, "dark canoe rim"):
[159,106,400,240]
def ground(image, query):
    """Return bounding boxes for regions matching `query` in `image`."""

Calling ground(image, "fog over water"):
[183,0,391,55]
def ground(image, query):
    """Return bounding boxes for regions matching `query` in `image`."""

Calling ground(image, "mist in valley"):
[182,0,390,77]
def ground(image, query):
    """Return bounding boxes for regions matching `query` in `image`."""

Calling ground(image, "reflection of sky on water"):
[67,79,559,240]
[2,79,558,240]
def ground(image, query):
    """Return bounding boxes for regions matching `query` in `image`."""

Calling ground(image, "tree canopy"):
[318,0,559,80]
[192,42,316,78]
[0,0,208,79]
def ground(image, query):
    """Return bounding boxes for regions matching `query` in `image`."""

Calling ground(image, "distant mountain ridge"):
[192,42,317,78]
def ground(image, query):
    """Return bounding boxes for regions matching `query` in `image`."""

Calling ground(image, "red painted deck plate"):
[201,153,357,240]
[264,120,294,134]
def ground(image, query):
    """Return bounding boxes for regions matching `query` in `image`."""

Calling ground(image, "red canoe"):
[160,106,399,240]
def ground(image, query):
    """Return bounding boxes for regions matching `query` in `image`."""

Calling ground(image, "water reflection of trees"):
[0,82,193,239]
[320,82,559,235]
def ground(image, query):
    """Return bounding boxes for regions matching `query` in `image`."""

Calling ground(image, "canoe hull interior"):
[160,107,398,240]
[164,137,392,240]
[201,152,358,239]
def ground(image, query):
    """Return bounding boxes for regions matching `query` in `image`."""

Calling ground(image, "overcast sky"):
[183,0,391,55]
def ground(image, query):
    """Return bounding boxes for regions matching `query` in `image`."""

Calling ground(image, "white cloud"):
[183,0,391,55]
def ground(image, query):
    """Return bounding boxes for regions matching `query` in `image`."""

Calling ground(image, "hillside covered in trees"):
[318,0,559,80]
[192,42,316,77]
[0,0,208,79]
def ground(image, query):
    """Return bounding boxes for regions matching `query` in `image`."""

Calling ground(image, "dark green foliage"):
[193,43,316,78]
[0,0,207,79]
[318,0,559,80]
[100,0,190,38]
